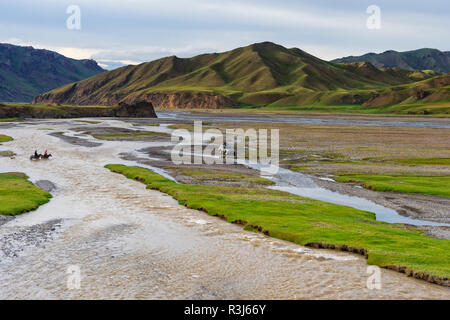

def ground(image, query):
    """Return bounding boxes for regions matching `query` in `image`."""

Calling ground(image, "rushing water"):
[0,119,449,299]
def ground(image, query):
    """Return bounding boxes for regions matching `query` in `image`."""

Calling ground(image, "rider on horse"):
[31,150,51,160]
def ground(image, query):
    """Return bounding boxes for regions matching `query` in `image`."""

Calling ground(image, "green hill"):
[32,42,450,113]
[0,43,105,102]
[332,48,450,73]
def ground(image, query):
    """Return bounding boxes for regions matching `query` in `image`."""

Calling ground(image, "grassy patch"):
[0,134,13,143]
[257,102,450,116]
[168,122,213,131]
[92,131,169,141]
[168,123,195,130]
[336,174,450,197]
[178,168,274,185]
[75,120,102,124]
[290,165,312,172]
[0,151,15,157]
[106,164,450,279]
[0,172,52,215]
[280,149,348,163]
[138,123,160,127]
[0,118,22,122]
[393,158,450,166]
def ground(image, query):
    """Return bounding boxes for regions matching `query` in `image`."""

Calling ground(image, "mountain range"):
[0,43,104,102]
[32,42,450,112]
[332,48,450,73]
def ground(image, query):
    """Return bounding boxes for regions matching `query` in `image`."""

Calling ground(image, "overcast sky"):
[1,0,449,69]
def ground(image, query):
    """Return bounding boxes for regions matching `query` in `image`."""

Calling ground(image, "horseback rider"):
[44,150,48,157]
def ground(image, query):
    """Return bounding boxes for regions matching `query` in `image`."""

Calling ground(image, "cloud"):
[1,0,448,66]
[49,47,101,59]
[2,38,26,45]
[1,38,101,60]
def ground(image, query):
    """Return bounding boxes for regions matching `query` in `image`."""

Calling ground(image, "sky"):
[1,0,449,70]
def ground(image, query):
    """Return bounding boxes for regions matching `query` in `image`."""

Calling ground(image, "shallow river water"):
[0,119,449,299]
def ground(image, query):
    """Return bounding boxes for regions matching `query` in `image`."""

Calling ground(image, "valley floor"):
[0,114,449,298]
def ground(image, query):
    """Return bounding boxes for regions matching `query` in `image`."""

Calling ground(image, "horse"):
[30,153,42,160]
[29,153,52,160]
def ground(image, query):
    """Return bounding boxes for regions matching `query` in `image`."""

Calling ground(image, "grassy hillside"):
[32,42,450,113]
[332,48,450,73]
[0,43,105,102]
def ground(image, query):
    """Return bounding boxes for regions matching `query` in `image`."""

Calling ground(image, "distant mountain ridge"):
[0,43,105,102]
[32,42,450,113]
[332,48,450,73]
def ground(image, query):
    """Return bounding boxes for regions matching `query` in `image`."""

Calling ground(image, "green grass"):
[335,174,450,197]
[0,118,22,122]
[0,172,52,215]
[106,164,450,280]
[290,165,313,172]
[0,134,13,143]
[246,101,450,116]
[393,158,450,166]
[138,123,160,127]
[0,43,104,102]
[168,124,196,130]
[75,120,102,124]
[178,168,275,185]
[0,150,15,157]
[92,131,169,141]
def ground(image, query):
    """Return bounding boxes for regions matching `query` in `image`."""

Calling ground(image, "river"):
[0,119,449,299]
